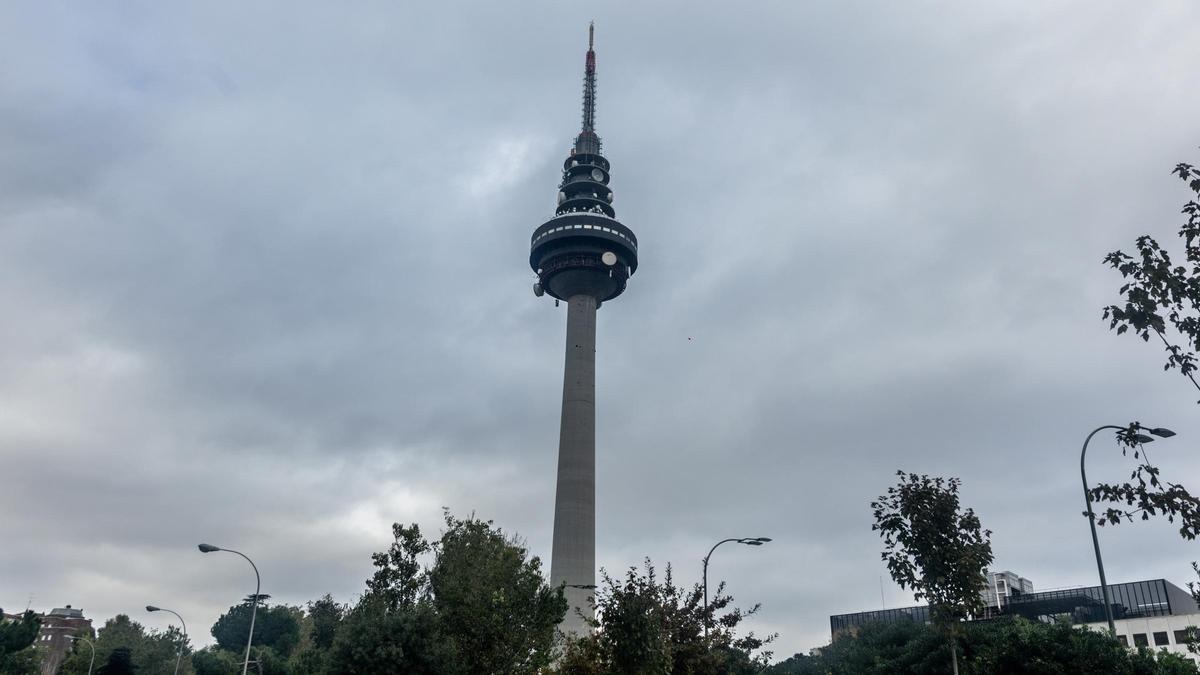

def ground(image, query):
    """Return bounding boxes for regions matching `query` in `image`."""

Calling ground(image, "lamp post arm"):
[159,608,188,675]
[222,547,261,675]
[70,637,96,675]
[161,608,188,641]
[1081,424,1126,637]
[702,538,742,639]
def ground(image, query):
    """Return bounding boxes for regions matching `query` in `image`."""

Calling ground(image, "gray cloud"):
[3,0,1200,657]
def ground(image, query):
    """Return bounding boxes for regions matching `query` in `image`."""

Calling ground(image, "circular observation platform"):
[530,212,638,303]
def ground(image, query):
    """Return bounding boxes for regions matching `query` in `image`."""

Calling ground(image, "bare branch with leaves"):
[1104,157,1200,401]
[1088,423,1200,540]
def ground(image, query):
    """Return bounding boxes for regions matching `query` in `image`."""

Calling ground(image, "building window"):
[1133,633,1149,647]
[1174,628,1197,644]
[1154,632,1170,646]
[1117,635,1128,646]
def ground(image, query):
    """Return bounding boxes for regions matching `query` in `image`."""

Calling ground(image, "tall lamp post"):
[66,635,95,675]
[199,543,260,675]
[702,537,771,638]
[1080,423,1175,636]
[146,605,188,675]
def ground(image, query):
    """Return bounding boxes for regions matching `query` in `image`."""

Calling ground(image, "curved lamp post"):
[702,537,771,638]
[1080,423,1175,637]
[199,543,260,675]
[146,605,188,675]
[66,635,95,675]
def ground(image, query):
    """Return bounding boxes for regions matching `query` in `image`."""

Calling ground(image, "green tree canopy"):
[0,609,41,675]
[60,615,188,675]
[210,603,301,658]
[555,560,772,675]
[96,647,136,675]
[190,646,240,675]
[427,513,566,673]
[320,512,565,674]
[871,471,994,674]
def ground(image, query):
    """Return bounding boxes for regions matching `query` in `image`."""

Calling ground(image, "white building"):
[1081,613,1200,661]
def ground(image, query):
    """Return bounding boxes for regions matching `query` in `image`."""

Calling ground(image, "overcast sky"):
[3,0,1200,659]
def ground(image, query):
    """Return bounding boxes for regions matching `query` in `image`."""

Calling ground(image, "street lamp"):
[702,537,772,638]
[66,636,95,675]
[199,543,260,675]
[1080,423,1175,637]
[146,605,188,675]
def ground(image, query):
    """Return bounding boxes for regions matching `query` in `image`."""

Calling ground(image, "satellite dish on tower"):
[601,251,617,266]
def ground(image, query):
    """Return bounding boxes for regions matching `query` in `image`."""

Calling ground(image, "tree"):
[1088,424,1200,540]
[210,602,301,658]
[60,615,188,675]
[1104,154,1200,400]
[324,512,566,674]
[871,471,994,675]
[96,647,136,675]
[555,560,773,674]
[427,513,566,674]
[0,609,40,675]
[191,646,241,675]
[326,598,447,675]
[305,595,343,652]
[284,594,345,673]
[1103,154,1200,654]
[365,522,430,612]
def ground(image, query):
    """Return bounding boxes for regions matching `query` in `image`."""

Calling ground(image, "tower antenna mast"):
[581,22,597,136]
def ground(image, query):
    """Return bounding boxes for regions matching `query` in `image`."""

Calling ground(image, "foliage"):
[210,602,301,657]
[0,647,38,675]
[554,560,773,675]
[763,620,951,674]
[1103,155,1200,400]
[426,513,566,673]
[59,512,776,674]
[1183,565,1200,655]
[284,594,346,673]
[313,511,565,674]
[366,522,430,612]
[872,471,993,674]
[1101,153,1200,659]
[325,597,447,675]
[60,615,189,675]
[871,472,994,627]
[0,609,40,675]
[767,618,1200,675]
[191,646,241,675]
[1087,424,1200,540]
[305,595,343,652]
[96,647,136,675]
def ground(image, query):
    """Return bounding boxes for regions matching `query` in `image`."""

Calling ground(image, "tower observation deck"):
[531,23,638,636]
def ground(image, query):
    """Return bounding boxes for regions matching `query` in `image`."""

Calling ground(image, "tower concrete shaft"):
[549,293,597,635]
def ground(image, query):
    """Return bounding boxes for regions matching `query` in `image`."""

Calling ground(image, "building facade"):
[830,572,1200,659]
[34,606,93,675]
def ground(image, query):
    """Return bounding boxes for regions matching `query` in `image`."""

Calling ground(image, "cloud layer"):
[3,0,1200,656]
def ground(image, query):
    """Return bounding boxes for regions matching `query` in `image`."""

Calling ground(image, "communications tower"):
[530,23,639,635]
